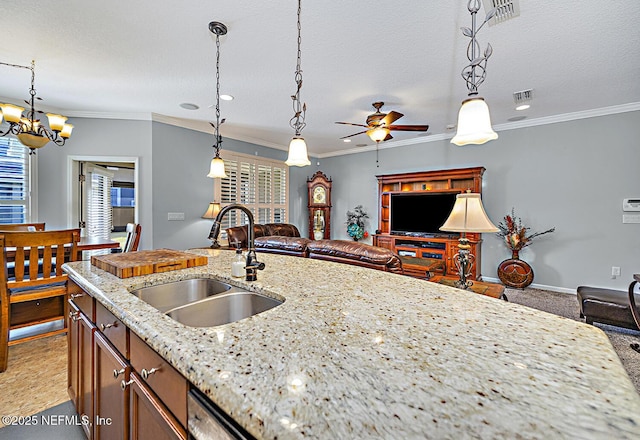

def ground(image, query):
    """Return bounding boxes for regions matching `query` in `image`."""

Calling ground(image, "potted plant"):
[346,205,369,241]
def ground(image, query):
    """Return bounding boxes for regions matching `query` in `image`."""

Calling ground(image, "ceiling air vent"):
[513,89,533,105]
[482,0,520,25]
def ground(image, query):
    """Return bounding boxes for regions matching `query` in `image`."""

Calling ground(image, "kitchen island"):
[63,248,640,439]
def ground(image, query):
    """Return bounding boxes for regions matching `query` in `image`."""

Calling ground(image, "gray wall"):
[36,118,154,250]
[150,122,312,250]
[318,111,640,292]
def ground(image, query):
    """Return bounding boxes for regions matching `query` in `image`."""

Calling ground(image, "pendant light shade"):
[207,155,228,178]
[285,137,311,167]
[451,97,498,146]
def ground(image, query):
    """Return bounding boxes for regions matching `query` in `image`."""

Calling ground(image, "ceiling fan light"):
[451,97,498,146]
[285,137,311,167]
[367,127,390,142]
[0,103,24,123]
[207,156,228,178]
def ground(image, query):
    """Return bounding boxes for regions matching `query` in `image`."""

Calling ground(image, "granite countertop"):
[63,249,640,439]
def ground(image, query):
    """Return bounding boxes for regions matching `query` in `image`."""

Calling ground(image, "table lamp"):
[440,192,498,289]
[202,202,221,219]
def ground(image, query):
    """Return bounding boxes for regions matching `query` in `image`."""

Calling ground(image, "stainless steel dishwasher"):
[188,389,254,440]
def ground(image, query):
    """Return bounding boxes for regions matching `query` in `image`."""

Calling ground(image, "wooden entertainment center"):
[373,167,486,280]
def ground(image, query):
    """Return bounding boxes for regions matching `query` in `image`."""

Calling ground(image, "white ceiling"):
[2,1,639,157]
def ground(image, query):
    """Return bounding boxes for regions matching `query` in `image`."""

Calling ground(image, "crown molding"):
[316,102,640,158]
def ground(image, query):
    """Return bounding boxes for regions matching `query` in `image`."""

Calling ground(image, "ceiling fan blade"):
[340,130,368,139]
[381,111,403,126]
[384,133,393,141]
[335,121,369,128]
[388,124,429,132]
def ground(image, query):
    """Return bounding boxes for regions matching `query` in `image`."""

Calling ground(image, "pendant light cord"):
[289,0,306,136]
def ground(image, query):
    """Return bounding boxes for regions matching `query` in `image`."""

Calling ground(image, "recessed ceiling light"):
[343,139,351,143]
[508,115,527,122]
[356,143,367,147]
[220,95,234,101]
[445,124,456,131]
[180,103,199,110]
[515,104,530,111]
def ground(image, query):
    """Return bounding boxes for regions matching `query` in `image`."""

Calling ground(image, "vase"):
[497,249,534,288]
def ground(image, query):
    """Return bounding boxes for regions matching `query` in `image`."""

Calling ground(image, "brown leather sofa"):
[225,224,403,274]
[226,223,301,248]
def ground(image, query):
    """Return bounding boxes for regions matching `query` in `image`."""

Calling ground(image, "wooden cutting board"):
[91,249,208,278]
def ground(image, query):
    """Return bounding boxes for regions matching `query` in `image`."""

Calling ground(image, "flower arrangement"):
[496,208,555,252]
[346,205,369,241]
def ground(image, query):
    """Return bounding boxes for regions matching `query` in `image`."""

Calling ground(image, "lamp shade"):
[450,97,498,146]
[202,202,221,219]
[46,113,67,132]
[0,103,24,123]
[285,137,311,167]
[440,193,498,233]
[207,156,228,178]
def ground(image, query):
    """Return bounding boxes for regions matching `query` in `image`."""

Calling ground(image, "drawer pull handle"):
[69,311,80,322]
[113,368,125,379]
[100,322,116,331]
[141,367,160,380]
[121,379,134,390]
[70,293,84,299]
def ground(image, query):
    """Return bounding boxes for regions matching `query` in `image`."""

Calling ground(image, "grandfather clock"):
[307,171,332,240]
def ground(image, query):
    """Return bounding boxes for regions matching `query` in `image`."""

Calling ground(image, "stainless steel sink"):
[166,291,282,327]
[130,278,283,327]
[131,278,233,312]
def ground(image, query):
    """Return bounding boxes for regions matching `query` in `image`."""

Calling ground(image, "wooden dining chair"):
[0,223,46,232]
[122,223,141,252]
[0,228,80,372]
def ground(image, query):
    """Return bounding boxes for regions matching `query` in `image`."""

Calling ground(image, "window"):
[0,137,30,224]
[86,166,113,240]
[215,151,289,233]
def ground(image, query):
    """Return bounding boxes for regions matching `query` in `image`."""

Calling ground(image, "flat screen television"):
[390,192,457,236]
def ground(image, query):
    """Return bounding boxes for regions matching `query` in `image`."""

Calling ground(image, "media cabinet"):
[373,167,486,280]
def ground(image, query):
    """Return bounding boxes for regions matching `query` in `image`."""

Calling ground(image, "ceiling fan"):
[335,102,429,142]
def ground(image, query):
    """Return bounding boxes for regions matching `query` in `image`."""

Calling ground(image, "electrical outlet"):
[611,266,621,278]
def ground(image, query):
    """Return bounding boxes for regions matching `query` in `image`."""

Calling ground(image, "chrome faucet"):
[207,203,265,281]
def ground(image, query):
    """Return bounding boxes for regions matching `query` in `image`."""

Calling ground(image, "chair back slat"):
[123,223,141,252]
[1,229,80,291]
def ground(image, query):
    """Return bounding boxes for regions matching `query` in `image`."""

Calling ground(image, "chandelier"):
[0,60,73,154]
[207,21,229,179]
[451,1,498,146]
[285,0,311,167]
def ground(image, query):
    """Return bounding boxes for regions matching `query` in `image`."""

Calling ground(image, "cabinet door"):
[129,372,186,440]
[79,312,95,439]
[94,331,130,440]
[374,235,394,250]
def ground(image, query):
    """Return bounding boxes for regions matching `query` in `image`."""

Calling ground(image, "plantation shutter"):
[0,137,30,224]
[215,152,288,239]
[86,166,113,240]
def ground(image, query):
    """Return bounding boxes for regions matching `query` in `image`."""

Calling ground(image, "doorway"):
[68,156,139,250]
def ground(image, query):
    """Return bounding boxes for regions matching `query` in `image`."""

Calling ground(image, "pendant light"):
[285,0,311,167]
[207,21,229,178]
[451,1,498,146]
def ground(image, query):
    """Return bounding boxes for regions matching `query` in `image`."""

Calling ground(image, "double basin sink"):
[131,278,283,327]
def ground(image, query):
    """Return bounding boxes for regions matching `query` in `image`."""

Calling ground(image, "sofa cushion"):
[225,224,271,248]
[264,223,301,237]
[577,285,640,330]
[307,239,403,274]
[255,236,310,257]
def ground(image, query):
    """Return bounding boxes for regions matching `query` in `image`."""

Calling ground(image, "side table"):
[429,275,508,301]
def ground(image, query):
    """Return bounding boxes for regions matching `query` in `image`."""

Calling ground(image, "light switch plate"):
[168,212,185,221]
[623,214,640,224]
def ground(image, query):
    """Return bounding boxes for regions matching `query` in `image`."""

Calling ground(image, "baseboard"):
[481,277,577,295]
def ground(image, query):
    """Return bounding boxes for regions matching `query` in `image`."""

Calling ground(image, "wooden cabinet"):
[374,167,486,280]
[67,280,187,440]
